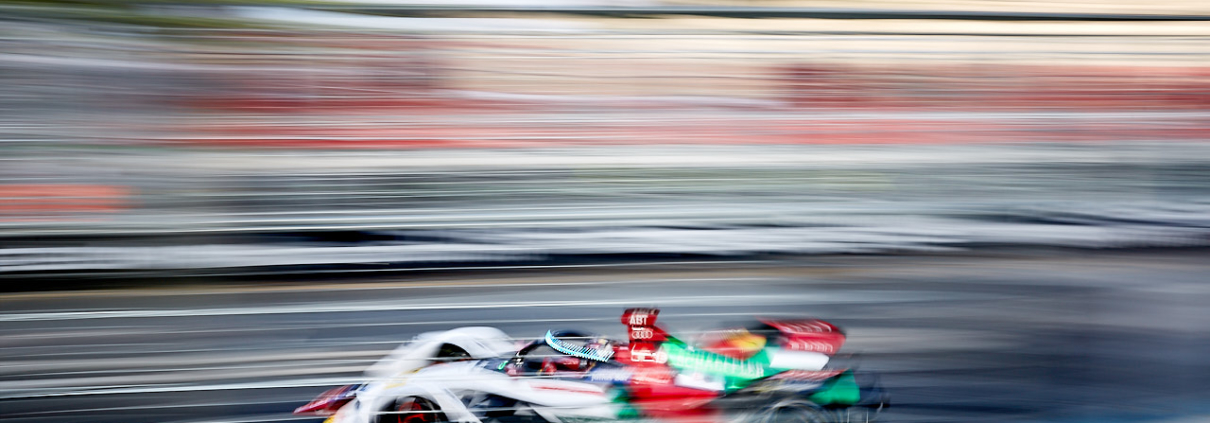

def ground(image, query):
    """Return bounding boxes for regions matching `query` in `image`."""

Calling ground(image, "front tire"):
[383,396,446,423]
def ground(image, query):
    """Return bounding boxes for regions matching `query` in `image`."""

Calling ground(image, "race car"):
[295,308,888,423]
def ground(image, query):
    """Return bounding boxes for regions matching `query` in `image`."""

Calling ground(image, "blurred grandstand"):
[2,0,1209,277]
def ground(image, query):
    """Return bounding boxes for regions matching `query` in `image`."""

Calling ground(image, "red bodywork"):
[761,319,847,356]
[294,384,360,416]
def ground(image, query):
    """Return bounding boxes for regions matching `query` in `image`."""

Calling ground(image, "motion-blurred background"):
[1,0,1208,422]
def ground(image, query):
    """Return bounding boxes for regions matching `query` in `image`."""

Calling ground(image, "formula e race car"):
[295,308,888,423]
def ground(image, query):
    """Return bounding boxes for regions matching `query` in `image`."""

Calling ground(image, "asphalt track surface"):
[2,251,1208,423]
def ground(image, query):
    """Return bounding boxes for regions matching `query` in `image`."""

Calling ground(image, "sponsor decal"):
[587,368,634,384]
[630,366,676,385]
[629,326,656,340]
[674,371,726,391]
[622,308,658,326]
[765,320,838,334]
[629,342,668,363]
[661,344,767,380]
[530,383,606,396]
[781,338,838,354]
[769,369,845,381]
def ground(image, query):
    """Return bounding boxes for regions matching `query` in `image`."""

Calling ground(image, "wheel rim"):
[395,398,440,423]
[777,407,817,423]
[757,404,829,423]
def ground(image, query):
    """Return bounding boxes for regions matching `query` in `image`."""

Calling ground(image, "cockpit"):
[509,330,618,376]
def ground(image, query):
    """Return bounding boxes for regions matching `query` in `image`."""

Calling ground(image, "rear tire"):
[742,399,832,423]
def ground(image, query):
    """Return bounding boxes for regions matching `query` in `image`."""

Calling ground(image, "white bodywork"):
[330,327,619,423]
[364,327,517,378]
[766,349,829,372]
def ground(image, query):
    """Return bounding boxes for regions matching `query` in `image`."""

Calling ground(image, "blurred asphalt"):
[1,251,1208,423]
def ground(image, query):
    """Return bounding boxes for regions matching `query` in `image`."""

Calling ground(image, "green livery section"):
[661,341,772,381]
[658,337,859,405]
[807,371,860,406]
